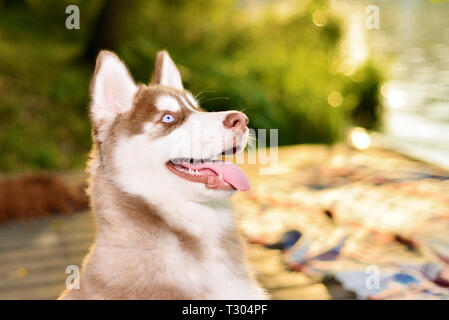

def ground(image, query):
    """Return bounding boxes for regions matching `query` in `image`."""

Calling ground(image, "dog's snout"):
[223,112,248,130]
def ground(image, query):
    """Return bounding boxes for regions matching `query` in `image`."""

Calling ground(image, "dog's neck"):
[74,154,263,300]
[88,156,235,250]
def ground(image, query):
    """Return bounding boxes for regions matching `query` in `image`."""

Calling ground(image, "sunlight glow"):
[387,90,407,109]
[348,127,371,150]
[336,12,369,76]
[381,83,407,109]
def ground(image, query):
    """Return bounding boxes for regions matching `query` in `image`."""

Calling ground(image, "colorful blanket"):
[234,145,449,299]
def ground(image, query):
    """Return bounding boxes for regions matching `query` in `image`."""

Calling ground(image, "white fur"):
[91,53,137,141]
[186,91,199,108]
[111,136,263,298]
[155,95,181,112]
[108,95,261,298]
[109,133,266,299]
[158,52,183,90]
[181,91,200,111]
[73,51,267,300]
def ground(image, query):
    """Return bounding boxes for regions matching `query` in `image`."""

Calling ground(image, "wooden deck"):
[0,210,353,299]
[0,212,94,299]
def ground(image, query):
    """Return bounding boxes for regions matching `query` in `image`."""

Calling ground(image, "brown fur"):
[59,50,265,300]
[59,109,253,299]
[125,85,193,136]
[92,85,195,177]
[59,164,206,299]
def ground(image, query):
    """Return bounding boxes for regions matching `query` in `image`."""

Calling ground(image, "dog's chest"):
[94,230,254,299]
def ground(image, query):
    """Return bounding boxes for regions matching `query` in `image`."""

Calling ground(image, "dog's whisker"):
[200,96,231,103]
[194,87,215,104]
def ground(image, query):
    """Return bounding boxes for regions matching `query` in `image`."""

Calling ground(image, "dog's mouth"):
[165,146,250,191]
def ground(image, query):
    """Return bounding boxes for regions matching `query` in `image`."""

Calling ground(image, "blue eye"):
[161,114,175,123]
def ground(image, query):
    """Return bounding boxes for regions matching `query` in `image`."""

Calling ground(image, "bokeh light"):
[327,91,344,107]
[348,127,372,150]
[312,10,328,27]
[381,83,407,109]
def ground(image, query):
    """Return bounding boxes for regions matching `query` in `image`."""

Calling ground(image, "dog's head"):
[89,50,250,203]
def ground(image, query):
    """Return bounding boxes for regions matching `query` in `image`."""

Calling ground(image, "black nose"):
[223,112,249,130]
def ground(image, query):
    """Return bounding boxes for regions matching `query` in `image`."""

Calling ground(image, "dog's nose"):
[223,112,249,130]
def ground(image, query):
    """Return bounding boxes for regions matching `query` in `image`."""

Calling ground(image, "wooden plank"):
[0,213,95,249]
[0,258,85,284]
[0,280,64,300]
[0,211,92,300]
[0,264,73,291]
[0,239,92,264]
[0,247,89,273]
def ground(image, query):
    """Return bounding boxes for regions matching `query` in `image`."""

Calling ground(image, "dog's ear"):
[90,51,137,141]
[150,50,183,90]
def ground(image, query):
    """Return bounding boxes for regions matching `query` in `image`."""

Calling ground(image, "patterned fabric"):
[234,145,449,299]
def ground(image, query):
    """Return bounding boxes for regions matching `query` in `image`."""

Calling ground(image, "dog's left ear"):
[150,50,183,90]
[90,51,137,142]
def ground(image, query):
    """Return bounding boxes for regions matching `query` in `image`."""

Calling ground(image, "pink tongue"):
[181,162,250,191]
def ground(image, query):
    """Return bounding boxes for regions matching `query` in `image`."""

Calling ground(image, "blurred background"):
[1,0,449,300]
[2,0,449,172]
[0,0,385,172]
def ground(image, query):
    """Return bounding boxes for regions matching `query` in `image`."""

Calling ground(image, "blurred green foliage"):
[0,0,382,172]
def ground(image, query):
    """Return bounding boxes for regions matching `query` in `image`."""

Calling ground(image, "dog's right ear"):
[150,50,183,90]
[90,51,137,142]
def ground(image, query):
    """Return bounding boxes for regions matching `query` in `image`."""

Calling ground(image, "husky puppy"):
[59,50,267,299]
